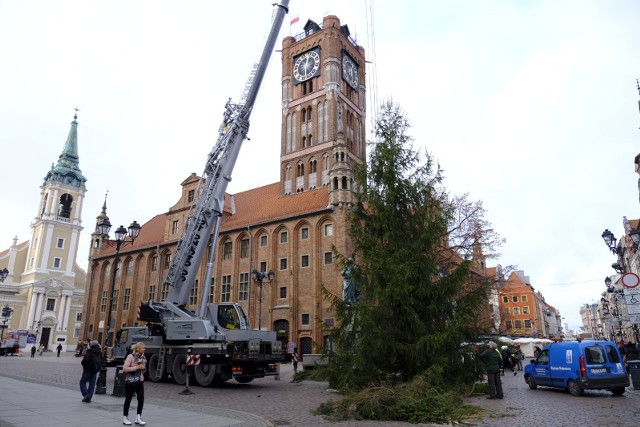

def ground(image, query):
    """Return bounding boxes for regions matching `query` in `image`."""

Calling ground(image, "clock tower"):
[280,15,366,206]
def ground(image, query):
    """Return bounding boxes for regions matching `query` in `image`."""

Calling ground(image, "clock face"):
[342,54,359,90]
[293,49,320,83]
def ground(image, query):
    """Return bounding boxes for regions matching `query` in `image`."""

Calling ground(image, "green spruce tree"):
[326,101,495,393]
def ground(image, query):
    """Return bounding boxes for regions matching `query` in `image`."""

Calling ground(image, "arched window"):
[41,194,48,216]
[286,114,292,152]
[292,112,298,151]
[318,103,324,142]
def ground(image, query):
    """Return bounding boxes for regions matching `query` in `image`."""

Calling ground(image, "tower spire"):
[43,109,87,188]
[96,190,110,226]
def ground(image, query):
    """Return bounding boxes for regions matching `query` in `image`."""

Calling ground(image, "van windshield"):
[604,345,622,363]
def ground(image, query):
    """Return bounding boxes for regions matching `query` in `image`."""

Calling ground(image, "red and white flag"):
[290,15,299,26]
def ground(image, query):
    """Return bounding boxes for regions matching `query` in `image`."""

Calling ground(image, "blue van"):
[524,340,629,396]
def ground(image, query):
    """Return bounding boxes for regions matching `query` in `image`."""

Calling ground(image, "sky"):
[1,0,640,331]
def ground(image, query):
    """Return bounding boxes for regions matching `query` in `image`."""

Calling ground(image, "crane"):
[113,0,290,387]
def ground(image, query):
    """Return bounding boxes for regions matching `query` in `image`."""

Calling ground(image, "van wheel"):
[611,387,625,396]
[568,380,584,396]
[526,375,537,390]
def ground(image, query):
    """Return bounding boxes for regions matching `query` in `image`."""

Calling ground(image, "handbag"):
[125,371,141,384]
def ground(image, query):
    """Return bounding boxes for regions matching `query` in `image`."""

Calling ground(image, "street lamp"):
[0,271,9,352]
[94,218,141,395]
[0,268,9,283]
[33,320,42,348]
[1,304,12,352]
[605,276,613,292]
[251,269,274,330]
[630,227,640,249]
[601,286,625,342]
[602,229,617,254]
[601,229,629,274]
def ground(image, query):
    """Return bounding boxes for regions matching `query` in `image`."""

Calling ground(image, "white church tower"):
[0,111,88,352]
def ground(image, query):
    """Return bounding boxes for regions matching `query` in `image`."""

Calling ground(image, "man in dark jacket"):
[479,341,503,399]
[79,341,102,403]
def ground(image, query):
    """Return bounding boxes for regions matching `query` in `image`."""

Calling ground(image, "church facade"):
[0,113,88,352]
[82,15,366,355]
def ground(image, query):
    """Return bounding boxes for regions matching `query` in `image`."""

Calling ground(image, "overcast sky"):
[1,0,640,331]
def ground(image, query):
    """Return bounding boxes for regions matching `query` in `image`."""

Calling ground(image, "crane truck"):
[111,0,290,386]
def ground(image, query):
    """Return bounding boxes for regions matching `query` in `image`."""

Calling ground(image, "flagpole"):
[290,15,299,37]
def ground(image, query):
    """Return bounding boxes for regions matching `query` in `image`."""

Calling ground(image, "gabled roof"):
[505,271,531,290]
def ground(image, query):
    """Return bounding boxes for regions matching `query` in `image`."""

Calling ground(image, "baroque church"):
[82,15,366,355]
[0,113,88,352]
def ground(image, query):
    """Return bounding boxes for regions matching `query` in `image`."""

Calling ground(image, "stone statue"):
[341,258,359,304]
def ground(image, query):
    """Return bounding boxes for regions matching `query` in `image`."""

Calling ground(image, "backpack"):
[92,352,102,373]
[83,350,102,373]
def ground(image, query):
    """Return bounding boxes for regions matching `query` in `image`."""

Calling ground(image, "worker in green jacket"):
[479,341,503,399]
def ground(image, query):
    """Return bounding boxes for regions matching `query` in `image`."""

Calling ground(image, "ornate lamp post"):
[251,269,274,330]
[602,229,618,254]
[94,218,141,395]
[601,276,626,342]
[33,319,42,348]
[1,304,12,352]
[602,229,631,274]
[1,270,11,355]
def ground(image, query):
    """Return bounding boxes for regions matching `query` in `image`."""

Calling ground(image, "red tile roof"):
[222,183,330,230]
[95,182,330,257]
[0,240,30,257]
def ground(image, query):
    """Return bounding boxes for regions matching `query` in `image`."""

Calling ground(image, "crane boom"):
[118,3,289,387]
[164,0,289,307]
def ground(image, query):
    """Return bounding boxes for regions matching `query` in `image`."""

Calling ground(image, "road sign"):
[629,313,640,324]
[621,273,640,288]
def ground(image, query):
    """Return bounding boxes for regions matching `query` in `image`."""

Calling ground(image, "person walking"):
[479,341,503,400]
[38,343,44,356]
[79,340,102,403]
[291,348,299,377]
[56,343,63,357]
[501,346,517,376]
[122,342,147,426]
[30,345,36,358]
[514,345,524,371]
